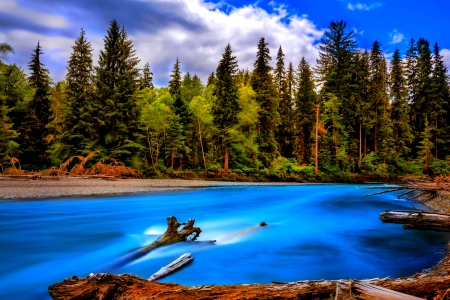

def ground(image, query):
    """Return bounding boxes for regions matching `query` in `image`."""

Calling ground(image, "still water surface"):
[1,184,449,300]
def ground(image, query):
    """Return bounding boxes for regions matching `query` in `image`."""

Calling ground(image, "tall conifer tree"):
[430,42,449,158]
[390,48,412,164]
[96,19,142,163]
[213,44,240,169]
[251,37,279,166]
[20,41,51,168]
[275,46,293,157]
[140,62,154,90]
[294,57,316,164]
[57,28,96,160]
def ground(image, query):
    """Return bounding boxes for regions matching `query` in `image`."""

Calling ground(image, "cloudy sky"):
[1,0,449,86]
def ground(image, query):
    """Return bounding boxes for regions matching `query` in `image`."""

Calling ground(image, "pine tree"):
[417,118,434,174]
[56,28,96,161]
[390,48,413,165]
[207,71,216,86]
[275,46,293,157]
[415,38,433,140]
[20,41,51,168]
[213,44,240,169]
[353,50,371,163]
[294,57,317,164]
[0,57,19,165]
[430,42,449,158]
[316,20,358,165]
[96,19,142,164]
[405,39,419,141]
[140,62,154,90]
[369,40,392,159]
[251,37,279,166]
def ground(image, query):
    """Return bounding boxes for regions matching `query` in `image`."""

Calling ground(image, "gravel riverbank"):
[0,178,302,199]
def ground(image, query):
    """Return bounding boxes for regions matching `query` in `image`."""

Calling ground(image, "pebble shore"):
[0,177,301,199]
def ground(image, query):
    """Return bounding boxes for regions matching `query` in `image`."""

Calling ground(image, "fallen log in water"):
[148,253,194,281]
[380,210,450,232]
[104,216,202,270]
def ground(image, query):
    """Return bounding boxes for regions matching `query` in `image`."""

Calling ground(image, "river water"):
[0,184,449,300]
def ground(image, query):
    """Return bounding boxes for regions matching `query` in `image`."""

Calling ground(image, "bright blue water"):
[0,184,449,300]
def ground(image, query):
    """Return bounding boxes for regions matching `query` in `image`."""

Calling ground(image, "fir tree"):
[213,44,240,169]
[417,118,434,174]
[206,71,216,86]
[56,28,96,161]
[251,37,279,166]
[405,38,419,141]
[430,42,449,158]
[20,41,51,168]
[294,57,317,164]
[140,62,154,90]
[96,19,142,163]
[275,46,293,157]
[316,20,358,165]
[369,40,391,158]
[390,48,413,164]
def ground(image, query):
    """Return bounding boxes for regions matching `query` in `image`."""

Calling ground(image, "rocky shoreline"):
[0,177,302,199]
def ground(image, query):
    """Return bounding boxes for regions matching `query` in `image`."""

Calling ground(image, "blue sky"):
[1,0,449,86]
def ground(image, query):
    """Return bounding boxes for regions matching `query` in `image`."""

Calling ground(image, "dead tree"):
[104,216,202,270]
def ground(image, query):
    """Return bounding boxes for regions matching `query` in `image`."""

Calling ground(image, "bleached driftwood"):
[148,253,194,281]
[380,210,450,232]
[335,280,423,300]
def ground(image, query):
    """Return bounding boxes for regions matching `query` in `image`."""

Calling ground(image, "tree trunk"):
[315,105,319,175]
[380,210,450,232]
[336,280,423,300]
[224,148,229,171]
[197,120,208,173]
[359,123,362,165]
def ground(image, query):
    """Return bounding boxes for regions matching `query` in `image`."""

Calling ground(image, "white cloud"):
[441,49,450,69]
[2,0,324,85]
[346,1,383,11]
[128,0,324,85]
[0,0,67,28]
[389,30,405,44]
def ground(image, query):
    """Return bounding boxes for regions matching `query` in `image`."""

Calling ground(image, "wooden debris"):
[335,280,424,300]
[105,216,202,270]
[148,253,194,281]
[380,210,450,232]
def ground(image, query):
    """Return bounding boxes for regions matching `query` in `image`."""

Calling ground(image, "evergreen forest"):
[1,20,449,182]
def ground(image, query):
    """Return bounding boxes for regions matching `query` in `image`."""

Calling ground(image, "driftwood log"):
[335,280,423,300]
[105,216,202,270]
[148,253,194,281]
[380,210,450,232]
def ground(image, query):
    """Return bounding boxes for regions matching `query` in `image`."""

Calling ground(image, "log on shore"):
[380,210,450,231]
[148,253,194,281]
[335,280,423,299]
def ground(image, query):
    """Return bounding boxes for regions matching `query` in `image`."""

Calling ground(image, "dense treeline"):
[0,20,449,181]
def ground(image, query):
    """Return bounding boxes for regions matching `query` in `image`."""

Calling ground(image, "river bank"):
[0,177,303,199]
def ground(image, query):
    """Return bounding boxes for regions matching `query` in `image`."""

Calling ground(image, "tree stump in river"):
[141,216,202,254]
[105,216,202,270]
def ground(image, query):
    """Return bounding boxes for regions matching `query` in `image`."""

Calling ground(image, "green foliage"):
[140,62,154,90]
[417,118,434,174]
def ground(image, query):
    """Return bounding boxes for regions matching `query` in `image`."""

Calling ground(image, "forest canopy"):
[0,19,449,181]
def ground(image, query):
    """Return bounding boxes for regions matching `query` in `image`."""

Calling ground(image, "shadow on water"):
[0,184,449,299]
